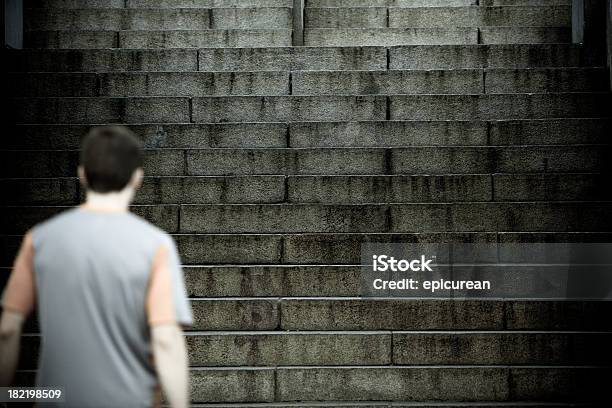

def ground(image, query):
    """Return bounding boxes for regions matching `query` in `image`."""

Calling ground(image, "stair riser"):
[305,6,570,29]
[7,45,587,73]
[28,0,293,8]
[25,30,293,49]
[9,69,609,97]
[26,8,292,31]
[7,119,610,150]
[18,332,611,369]
[4,203,612,234]
[304,28,570,47]
[3,232,612,265]
[3,146,608,177]
[6,174,609,205]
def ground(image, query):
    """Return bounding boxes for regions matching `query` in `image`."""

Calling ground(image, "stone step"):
[288,119,611,147]
[307,0,477,6]
[162,403,605,408]
[25,8,292,30]
[304,27,571,46]
[127,0,294,7]
[182,265,365,297]
[18,331,612,369]
[27,0,124,7]
[279,299,612,331]
[200,44,589,70]
[480,26,571,44]
[28,0,293,7]
[9,69,608,97]
[16,299,612,332]
[482,0,570,4]
[9,97,193,124]
[0,176,287,205]
[3,232,612,266]
[6,45,588,72]
[295,68,608,95]
[390,6,569,29]
[264,366,609,402]
[304,28,479,46]
[4,202,612,234]
[386,93,611,120]
[184,203,612,233]
[287,174,611,203]
[121,30,293,48]
[178,263,610,297]
[308,0,571,5]
[6,49,200,72]
[24,31,119,49]
[192,94,611,123]
[2,173,608,206]
[2,145,609,177]
[11,365,610,403]
[24,30,293,49]
[295,70,487,95]
[389,44,586,69]
[5,119,611,149]
[305,6,570,29]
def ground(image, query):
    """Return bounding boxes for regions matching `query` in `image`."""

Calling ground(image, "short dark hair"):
[80,126,142,193]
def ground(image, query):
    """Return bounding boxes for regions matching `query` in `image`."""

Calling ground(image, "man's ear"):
[131,168,144,190]
[77,166,88,188]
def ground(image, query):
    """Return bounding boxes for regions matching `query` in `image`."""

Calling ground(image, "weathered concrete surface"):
[10,97,191,124]
[389,93,612,120]
[179,204,388,233]
[190,299,279,330]
[389,6,570,28]
[393,332,612,365]
[175,234,282,264]
[275,366,509,401]
[127,0,292,7]
[308,0,476,6]
[479,26,571,44]
[25,8,291,30]
[493,174,610,201]
[24,31,117,48]
[190,368,274,403]
[186,148,387,175]
[305,28,478,46]
[99,72,290,96]
[288,121,488,147]
[183,265,364,296]
[292,70,483,95]
[187,332,391,366]
[389,44,584,69]
[192,96,387,122]
[199,47,387,71]
[0,178,80,205]
[6,49,199,72]
[288,175,492,203]
[136,176,285,204]
[120,30,292,48]
[281,299,505,330]
[390,146,607,174]
[306,7,388,28]
[0,206,180,234]
[485,67,609,93]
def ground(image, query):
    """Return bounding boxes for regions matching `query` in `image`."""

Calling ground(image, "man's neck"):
[82,188,134,213]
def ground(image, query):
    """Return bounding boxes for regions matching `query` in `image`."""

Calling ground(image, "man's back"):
[14,207,191,407]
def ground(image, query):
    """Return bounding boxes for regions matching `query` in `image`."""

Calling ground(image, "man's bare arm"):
[151,324,189,408]
[0,310,25,386]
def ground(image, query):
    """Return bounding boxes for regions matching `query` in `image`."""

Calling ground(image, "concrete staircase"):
[3,0,612,405]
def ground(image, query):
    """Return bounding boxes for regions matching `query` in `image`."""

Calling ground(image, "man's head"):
[79,126,143,194]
